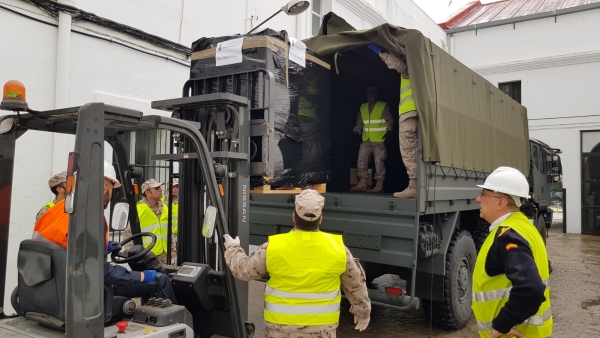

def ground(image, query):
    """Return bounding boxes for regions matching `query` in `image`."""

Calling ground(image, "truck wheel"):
[536,216,548,246]
[469,219,490,253]
[422,230,477,329]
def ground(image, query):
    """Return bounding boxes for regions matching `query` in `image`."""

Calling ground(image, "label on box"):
[215,38,243,66]
[289,37,306,67]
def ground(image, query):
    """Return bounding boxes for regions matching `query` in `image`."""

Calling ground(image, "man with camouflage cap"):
[35,171,67,222]
[224,189,371,337]
[136,179,172,264]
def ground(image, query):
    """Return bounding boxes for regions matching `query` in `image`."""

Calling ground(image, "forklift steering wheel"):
[111,232,157,264]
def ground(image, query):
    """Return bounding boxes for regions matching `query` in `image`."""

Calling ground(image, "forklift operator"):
[32,160,178,303]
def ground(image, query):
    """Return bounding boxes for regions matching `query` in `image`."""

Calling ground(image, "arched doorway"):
[581,131,600,235]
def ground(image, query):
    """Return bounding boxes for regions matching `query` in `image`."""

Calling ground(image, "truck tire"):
[536,215,547,246]
[469,219,490,253]
[422,229,477,329]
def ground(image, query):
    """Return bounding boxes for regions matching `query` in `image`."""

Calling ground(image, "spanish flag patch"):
[506,243,518,251]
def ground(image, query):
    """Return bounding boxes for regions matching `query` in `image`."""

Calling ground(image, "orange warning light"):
[1,80,29,111]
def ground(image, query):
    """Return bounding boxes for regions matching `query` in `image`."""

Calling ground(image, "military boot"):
[393,179,417,198]
[368,179,384,193]
[351,178,368,191]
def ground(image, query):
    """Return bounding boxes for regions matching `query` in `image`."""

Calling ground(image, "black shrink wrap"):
[188,30,330,188]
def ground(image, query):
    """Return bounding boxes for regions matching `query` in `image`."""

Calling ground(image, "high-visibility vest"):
[33,199,109,248]
[472,212,552,338]
[360,101,387,143]
[265,231,347,326]
[44,200,56,209]
[171,202,178,235]
[137,203,170,256]
[160,196,178,234]
[399,75,416,115]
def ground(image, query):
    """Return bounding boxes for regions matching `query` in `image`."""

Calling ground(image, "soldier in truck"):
[367,43,418,199]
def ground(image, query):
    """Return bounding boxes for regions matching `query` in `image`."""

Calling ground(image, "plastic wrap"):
[188,30,331,188]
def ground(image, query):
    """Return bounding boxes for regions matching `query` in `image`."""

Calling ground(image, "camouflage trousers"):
[399,112,418,179]
[357,141,387,180]
[265,322,338,338]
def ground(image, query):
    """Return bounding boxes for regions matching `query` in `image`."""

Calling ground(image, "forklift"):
[0,81,255,338]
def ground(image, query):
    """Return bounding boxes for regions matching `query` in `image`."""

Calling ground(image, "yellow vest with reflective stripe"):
[137,203,170,256]
[472,212,552,338]
[171,202,178,234]
[265,231,347,326]
[399,75,416,115]
[360,101,387,143]
[44,201,56,209]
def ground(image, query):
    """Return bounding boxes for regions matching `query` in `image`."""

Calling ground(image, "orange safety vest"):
[33,199,109,248]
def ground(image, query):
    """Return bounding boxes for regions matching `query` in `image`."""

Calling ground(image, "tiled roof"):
[440,0,600,30]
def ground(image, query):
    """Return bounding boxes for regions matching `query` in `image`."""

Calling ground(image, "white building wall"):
[450,8,600,233]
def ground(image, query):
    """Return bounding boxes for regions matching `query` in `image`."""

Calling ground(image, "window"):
[531,144,539,171]
[311,0,322,37]
[499,81,521,104]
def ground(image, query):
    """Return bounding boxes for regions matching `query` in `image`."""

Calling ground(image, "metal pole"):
[248,9,283,33]
[563,188,567,233]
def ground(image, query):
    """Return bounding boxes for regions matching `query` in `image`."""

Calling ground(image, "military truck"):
[163,13,563,330]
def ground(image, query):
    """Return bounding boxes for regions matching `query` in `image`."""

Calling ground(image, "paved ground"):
[247,215,600,337]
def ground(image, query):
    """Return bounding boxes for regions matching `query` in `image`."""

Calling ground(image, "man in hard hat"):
[223,189,371,336]
[473,166,552,338]
[351,86,393,193]
[35,171,67,222]
[33,160,177,303]
[367,44,418,198]
[137,179,171,264]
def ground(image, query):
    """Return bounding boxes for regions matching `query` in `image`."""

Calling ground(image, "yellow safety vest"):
[160,196,178,234]
[265,231,347,326]
[137,203,170,256]
[472,212,552,338]
[171,202,178,235]
[399,75,416,115]
[44,201,56,209]
[360,101,387,143]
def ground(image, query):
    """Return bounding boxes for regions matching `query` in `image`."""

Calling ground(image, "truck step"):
[250,183,326,194]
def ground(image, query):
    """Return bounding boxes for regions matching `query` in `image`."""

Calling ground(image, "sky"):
[412,0,501,23]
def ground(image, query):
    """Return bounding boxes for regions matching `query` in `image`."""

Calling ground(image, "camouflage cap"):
[295,189,325,221]
[366,86,378,95]
[48,171,67,188]
[141,179,164,194]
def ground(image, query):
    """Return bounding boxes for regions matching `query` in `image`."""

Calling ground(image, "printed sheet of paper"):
[289,37,306,67]
[215,38,244,66]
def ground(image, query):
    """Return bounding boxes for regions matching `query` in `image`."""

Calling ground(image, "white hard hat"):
[477,166,530,203]
[103,160,122,188]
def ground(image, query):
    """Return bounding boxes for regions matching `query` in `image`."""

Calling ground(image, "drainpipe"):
[53,0,74,172]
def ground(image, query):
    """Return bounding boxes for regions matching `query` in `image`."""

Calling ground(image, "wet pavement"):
[247,215,600,337]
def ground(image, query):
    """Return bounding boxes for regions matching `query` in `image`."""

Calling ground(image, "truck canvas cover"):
[304,13,530,175]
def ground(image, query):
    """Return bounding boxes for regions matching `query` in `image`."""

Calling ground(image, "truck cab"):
[524,138,563,242]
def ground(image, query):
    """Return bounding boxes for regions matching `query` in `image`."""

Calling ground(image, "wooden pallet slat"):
[250,183,326,194]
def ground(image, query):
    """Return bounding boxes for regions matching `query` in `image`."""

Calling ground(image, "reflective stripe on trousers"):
[476,307,552,331]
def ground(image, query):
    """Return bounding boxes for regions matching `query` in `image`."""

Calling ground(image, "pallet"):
[250,183,326,194]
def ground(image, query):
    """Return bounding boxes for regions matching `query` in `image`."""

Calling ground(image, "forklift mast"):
[0,103,249,338]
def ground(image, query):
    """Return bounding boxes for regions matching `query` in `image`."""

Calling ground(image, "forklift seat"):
[15,239,127,331]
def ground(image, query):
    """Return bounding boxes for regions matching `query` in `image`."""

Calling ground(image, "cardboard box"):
[350,168,374,187]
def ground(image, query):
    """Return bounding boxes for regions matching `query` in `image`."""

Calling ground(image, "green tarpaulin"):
[304,13,530,175]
